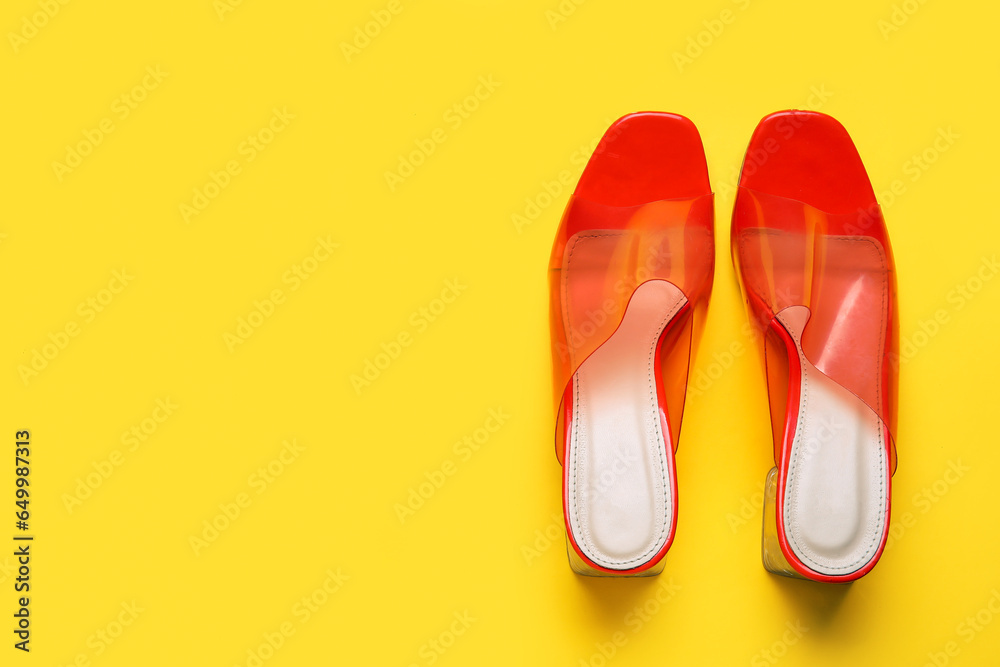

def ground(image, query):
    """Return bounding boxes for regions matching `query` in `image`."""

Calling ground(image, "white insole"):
[777,306,887,576]
[566,280,686,570]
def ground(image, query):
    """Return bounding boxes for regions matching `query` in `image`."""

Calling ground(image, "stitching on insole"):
[736,229,891,573]
[568,282,685,569]
[783,337,884,571]
[782,244,887,572]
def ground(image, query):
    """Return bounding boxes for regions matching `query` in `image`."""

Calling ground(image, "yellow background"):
[2,0,998,665]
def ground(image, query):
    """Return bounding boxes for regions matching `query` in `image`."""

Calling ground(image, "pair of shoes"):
[548,111,897,583]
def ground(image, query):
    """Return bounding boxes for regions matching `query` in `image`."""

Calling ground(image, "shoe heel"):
[566,536,666,577]
[761,467,805,579]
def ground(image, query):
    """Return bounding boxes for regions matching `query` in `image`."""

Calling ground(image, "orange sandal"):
[549,113,714,576]
[732,111,898,582]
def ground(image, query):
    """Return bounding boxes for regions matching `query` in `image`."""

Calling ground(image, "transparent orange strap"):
[734,187,898,452]
[548,194,714,416]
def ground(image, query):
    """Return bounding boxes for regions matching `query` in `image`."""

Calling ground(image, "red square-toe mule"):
[549,112,714,576]
[732,111,898,583]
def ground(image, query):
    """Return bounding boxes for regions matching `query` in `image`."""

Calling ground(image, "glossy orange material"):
[732,111,898,582]
[549,112,714,575]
